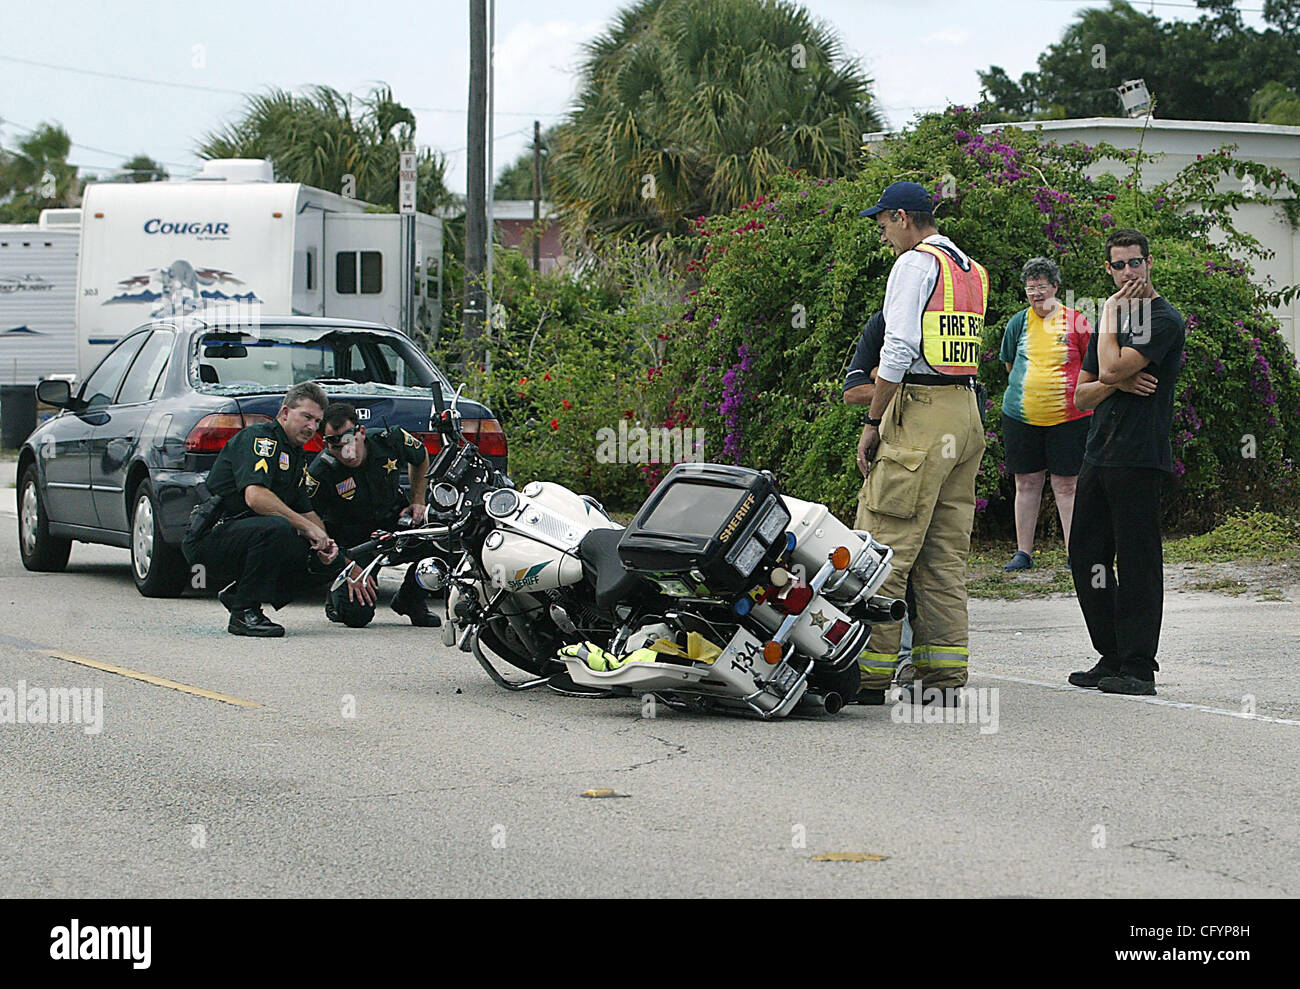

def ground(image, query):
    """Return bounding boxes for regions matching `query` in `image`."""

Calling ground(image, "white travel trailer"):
[0,209,81,385]
[75,159,442,378]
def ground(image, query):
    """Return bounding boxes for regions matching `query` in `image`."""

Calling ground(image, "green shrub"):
[658,107,1300,531]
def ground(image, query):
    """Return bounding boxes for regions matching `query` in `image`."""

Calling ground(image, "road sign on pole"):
[399,151,417,215]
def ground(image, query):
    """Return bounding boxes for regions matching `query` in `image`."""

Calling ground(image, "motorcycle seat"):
[578,527,643,610]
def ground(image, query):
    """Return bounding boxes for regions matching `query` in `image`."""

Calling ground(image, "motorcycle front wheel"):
[478,620,562,679]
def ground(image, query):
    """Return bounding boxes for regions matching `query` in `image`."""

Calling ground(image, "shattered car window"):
[190,327,448,397]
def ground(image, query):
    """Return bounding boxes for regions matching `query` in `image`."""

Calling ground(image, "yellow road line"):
[45,651,262,708]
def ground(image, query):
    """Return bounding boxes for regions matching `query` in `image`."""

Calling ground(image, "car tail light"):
[184,413,273,453]
[462,418,507,457]
[412,432,444,455]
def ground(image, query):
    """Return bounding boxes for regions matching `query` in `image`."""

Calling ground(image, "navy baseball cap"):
[859,181,933,217]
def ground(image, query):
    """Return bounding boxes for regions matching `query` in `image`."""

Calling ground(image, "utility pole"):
[464,0,488,354]
[485,0,495,334]
[532,119,541,272]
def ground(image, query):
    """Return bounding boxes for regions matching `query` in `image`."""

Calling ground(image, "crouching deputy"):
[184,382,338,637]
[306,402,442,628]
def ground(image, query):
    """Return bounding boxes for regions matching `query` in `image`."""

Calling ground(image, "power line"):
[0,117,197,173]
[0,52,567,118]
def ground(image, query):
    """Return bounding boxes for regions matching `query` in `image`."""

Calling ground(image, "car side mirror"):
[36,379,72,408]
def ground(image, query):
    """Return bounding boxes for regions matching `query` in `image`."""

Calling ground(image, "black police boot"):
[228,607,285,637]
[391,577,441,627]
[856,688,887,706]
[325,594,342,624]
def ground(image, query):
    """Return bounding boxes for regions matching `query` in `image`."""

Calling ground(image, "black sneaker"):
[1068,662,1120,689]
[1098,674,1156,696]
[228,608,285,637]
[856,688,887,706]
[324,595,342,624]
[218,581,238,613]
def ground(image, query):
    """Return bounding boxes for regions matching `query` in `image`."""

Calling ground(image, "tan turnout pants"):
[855,384,984,691]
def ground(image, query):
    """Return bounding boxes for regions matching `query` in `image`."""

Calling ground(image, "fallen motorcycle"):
[337,385,904,718]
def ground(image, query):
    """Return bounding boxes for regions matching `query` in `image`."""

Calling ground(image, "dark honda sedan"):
[17,314,507,596]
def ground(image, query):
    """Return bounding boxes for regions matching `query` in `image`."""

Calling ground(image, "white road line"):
[977,671,1300,727]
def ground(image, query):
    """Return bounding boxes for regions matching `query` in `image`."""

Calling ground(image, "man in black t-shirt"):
[1068,229,1185,696]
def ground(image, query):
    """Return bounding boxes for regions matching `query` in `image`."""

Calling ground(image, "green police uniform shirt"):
[305,428,427,533]
[206,419,313,517]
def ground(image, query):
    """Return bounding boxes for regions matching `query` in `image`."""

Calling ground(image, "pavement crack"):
[1127,826,1293,895]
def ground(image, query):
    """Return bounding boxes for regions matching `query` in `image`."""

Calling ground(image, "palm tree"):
[197,85,454,214]
[0,123,79,222]
[549,0,882,245]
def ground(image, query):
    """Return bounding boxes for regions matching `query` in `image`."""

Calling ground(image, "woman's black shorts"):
[1002,414,1091,476]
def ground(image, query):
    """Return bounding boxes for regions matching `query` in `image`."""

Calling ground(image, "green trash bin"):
[1,384,37,449]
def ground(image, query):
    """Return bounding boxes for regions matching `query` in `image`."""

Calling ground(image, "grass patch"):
[1256,588,1288,602]
[967,568,1075,600]
[1187,577,1249,595]
[1166,511,1300,563]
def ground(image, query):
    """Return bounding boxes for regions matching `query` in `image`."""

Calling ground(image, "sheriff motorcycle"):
[336,385,906,718]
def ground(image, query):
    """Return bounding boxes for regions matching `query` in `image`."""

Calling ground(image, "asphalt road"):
[2,459,1299,898]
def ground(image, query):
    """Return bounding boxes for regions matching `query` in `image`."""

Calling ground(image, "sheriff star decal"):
[383,458,399,473]
[809,610,829,629]
[253,437,277,458]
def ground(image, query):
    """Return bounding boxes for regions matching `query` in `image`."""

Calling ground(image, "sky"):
[0,0,1276,198]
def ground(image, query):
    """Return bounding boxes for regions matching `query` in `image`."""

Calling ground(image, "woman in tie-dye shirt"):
[998,257,1093,572]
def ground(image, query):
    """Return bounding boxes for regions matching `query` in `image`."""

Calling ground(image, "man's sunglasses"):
[1107,257,1148,270]
[321,427,359,449]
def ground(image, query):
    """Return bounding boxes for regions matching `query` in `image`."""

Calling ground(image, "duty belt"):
[903,372,976,388]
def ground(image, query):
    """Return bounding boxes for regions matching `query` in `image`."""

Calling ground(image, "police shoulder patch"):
[403,429,421,448]
[253,436,277,458]
[304,469,320,494]
[336,476,357,500]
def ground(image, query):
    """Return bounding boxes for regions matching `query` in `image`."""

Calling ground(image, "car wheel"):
[18,465,72,572]
[130,479,189,597]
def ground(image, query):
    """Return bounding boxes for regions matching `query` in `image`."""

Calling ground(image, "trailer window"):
[335,251,383,295]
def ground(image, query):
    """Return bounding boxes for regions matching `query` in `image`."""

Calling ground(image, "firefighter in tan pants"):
[855,181,988,706]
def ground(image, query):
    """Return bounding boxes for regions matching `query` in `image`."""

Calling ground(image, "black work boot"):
[856,688,887,706]
[897,683,963,706]
[1098,674,1157,696]
[1068,661,1121,689]
[391,583,441,627]
[228,607,285,637]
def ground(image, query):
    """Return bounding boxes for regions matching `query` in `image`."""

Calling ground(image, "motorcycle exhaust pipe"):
[865,595,908,622]
[795,691,844,715]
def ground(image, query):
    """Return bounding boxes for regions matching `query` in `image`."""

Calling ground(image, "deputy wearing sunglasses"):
[1068,228,1186,697]
[305,402,440,628]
